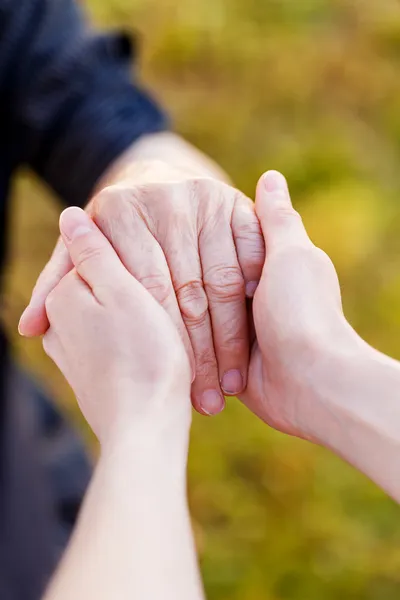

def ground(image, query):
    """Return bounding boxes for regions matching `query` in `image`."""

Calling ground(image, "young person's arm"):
[39,207,204,600]
[309,345,400,502]
[240,170,400,503]
[45,432,203,600]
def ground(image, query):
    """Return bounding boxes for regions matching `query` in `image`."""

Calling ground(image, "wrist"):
[98,432,190,504]
[306,329,400,454]
[98,158,219,190]
[297,322,371,444]
[94,133,231,192]
[99,399,192,475]
[307,342,400,499]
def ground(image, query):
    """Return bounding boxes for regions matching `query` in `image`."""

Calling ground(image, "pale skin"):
[19,132,265,416]
[239,171,400,503]
[40,170,400,599]
[42,206,203,600]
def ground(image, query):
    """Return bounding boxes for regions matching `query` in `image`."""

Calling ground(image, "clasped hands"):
[19,166,359,452]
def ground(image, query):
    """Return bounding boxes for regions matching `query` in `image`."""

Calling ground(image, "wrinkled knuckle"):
[237,236,265,269]
[243,244,265,270]
[187,177,206,193]
[193,178,226,214]
[205,265,244,301]
[93,185,137,226]
[219,326,247,356]
[193,177,218,195]
[233,207,265,267]
[221,339,246,360]
[234,215,262,241]
[135,183,170,209]
[196,348,218,379]
[93,186,118,216]
[140,273,172,306]
[177,280,209,323]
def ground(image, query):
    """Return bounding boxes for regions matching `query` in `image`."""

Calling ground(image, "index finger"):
[59,206,129,294]
[18,238,72,337]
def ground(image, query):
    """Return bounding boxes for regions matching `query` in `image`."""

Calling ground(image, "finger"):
[159,213,225,416]
[45,269,96,330]
[58,206,129,295]
[42,279,86,359]
[92,193,196,380]
[18,238,72,337]
[200,209,248,398]
[231,193,265,298]
[255,170,311,251]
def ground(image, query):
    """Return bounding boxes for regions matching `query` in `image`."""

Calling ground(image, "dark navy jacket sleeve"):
[0,0,168,207]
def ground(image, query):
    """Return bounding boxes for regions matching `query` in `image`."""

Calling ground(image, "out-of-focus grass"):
[3,0,400,598]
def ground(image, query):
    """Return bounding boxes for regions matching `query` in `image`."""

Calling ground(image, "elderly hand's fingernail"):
[245,281,258,298]
[263,170,288,193]
[221,370,244,395]
[200,390,225,416]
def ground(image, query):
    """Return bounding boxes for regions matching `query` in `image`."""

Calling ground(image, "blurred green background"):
[3,0,400,598]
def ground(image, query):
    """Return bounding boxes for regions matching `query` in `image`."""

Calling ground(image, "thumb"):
[59,207,128,292]
[255,170,311,251]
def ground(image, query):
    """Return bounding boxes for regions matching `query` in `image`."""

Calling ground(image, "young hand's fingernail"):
[245,281,258,298]
[60,208,92,242]
[18,296,40,335]
[263,170,287,193]
[200,390,225,416]
[17,315,26,336]
[221,370,244,395]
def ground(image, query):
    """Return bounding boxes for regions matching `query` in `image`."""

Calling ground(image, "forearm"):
[96,131,232,190]
[311,340,400,501]
[44,425,204,600]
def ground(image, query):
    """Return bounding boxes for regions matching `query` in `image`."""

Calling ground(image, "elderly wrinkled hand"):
[19,160,265,417]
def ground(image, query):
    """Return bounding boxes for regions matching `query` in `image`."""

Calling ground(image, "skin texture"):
[42,207,203,600]
[240,171,400,503]
[42,207,192,443]
[40,170,400,600]
[239,170,356,439]
[19,133,265,416]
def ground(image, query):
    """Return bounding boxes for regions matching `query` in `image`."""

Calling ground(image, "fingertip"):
[255,170,291,226]
[192,390,225,417]
[231,193,265,292]
[261,170,288,194]
[59,206,83,229]
[17,316,26,337]
[18,306,33,337]
[59,207,93,243]
[18,305,49,338]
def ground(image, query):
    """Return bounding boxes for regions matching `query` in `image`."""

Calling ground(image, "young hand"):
[240,171,363,443]
[42,207,191,448]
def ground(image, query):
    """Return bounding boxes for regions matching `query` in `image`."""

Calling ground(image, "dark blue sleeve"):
[0,0,168,206]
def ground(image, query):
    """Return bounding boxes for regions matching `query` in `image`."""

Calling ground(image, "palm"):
[240,245,344,439]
